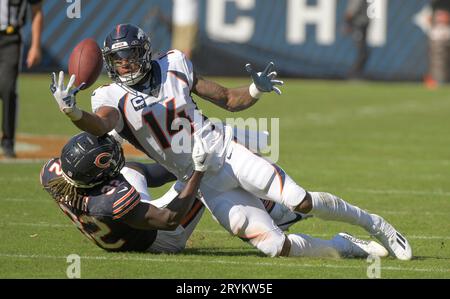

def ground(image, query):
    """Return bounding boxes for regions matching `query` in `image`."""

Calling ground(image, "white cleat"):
[332,232,389,258]
[370,214,412,261]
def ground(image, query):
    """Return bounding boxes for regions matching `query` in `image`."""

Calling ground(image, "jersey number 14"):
[143,98,193,149]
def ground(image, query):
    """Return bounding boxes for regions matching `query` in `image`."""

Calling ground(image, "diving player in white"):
[50,24,411,260]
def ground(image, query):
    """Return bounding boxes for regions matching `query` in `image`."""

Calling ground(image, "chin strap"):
[118,67,148,86]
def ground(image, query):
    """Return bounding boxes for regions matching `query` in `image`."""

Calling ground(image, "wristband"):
[66,106,83,121]
[249,83,263,99]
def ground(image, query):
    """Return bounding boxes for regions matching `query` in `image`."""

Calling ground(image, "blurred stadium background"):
[24,0,430,80]
[0,0,449,279]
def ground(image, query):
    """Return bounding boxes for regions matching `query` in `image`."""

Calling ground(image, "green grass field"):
[0,74,449,278]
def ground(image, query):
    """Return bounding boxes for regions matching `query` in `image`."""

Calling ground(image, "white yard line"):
[1,222,72,228]
[0,253,448,274]
[0,158,48,164]
[0,177,39,182]
[2,198,51,203]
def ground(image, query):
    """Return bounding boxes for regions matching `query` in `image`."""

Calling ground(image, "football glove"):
[50,71,85,121]
[245,62,284,98]
[192,134,209,172]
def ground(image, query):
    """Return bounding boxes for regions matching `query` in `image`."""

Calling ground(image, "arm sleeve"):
[112,187,141,220]
[166,50,195,89]
[91,87,120,113]
[91,87,125,133]
[180,53,195,90]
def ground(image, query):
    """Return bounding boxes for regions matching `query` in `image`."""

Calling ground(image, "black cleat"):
[1,143,16,159]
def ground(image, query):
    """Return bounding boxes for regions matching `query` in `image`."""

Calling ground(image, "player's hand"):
[50,71,85,121]
[192,134,209,172]
[245,62,284,97]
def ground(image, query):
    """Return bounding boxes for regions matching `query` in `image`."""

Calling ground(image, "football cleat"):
[332,232,389,258]
[370,214,412,261]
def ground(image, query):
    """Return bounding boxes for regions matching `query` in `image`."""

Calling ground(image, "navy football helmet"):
[60,132,125,188]
[102,23,152,86]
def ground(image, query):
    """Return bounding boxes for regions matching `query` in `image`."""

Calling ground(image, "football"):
[68,38,103,90]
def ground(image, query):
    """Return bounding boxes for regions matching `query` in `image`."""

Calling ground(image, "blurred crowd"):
[425,0,450,88]
[343,0,450,87]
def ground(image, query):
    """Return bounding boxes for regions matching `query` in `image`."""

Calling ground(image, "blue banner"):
[22,0,431,80]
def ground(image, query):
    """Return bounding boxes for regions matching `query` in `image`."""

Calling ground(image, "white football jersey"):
[91,50,229,180]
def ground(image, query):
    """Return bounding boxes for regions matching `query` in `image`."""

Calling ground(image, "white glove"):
[192,134,209,172]
[245,62,284,99]
[50,71,85,121]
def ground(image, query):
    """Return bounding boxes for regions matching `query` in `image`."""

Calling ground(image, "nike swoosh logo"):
[277,213,304,228]
[227,151,233,159]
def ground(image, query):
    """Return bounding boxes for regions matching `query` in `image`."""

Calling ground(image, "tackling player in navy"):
[40,132,209,252]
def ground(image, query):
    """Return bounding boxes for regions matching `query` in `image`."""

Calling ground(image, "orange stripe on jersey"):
[113,192,139,215]
[272,164,286,196]
[112,187,135,208]
[276,171,283,195]
[113,197,141,220]
[116,24,121,36]
[180,199,203,228]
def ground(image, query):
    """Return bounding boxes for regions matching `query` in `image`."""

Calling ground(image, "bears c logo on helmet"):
[94,152,113,169]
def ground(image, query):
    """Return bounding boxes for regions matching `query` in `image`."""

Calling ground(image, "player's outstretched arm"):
[50,71,118,136]
[191,62,284,112]
[121,134,209,230]
[72,106,119,136]
[122,170,204,230]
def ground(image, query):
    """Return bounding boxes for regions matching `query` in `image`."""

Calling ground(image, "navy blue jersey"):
[40,158,157,252]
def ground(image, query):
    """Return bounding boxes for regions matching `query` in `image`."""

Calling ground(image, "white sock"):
[287,234,341,258]
[310,192,375,233]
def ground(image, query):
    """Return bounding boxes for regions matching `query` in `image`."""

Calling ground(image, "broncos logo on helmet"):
[102,23,152,86]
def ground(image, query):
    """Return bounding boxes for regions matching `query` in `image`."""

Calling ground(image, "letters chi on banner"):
[25,0,429,81]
